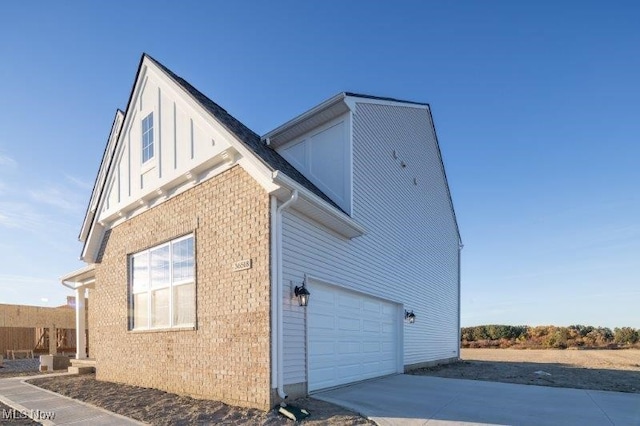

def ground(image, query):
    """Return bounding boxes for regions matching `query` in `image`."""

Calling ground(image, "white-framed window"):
[141,112,154,163]
[129,234,195,330]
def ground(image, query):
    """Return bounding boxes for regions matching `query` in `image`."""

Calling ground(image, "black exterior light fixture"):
[405,309,416,324]
[294,276,310,307]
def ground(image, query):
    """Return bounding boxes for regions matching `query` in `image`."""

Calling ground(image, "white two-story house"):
[61,54,462,411]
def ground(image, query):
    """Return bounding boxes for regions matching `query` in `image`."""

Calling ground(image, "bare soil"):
[0,359,45,379]
[27,374,373,425]
[411,348,640,393]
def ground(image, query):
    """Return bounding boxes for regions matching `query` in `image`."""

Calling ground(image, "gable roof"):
[79,54,460,259]
[145,55,339,210]
[78,109,124,241]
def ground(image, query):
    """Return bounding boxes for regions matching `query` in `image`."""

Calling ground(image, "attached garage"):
[307,280,402,391]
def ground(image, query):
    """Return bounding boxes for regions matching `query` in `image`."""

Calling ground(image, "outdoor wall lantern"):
[294,276,310,307]
[405,309,416,324]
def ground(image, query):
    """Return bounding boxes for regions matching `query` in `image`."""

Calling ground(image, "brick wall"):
[91,166,272,410]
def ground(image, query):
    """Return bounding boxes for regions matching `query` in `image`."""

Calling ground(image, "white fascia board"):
[262,93,347,147]
[271,171,365,239]
[81,222,105,263]
[79,110,124,243]
[60,264,96,289]
[343,94,430,110]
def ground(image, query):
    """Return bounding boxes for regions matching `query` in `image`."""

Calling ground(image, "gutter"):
[262,93,345,143]
[271,171,365,238]
[61,281,76,290]
[271,190,299,401]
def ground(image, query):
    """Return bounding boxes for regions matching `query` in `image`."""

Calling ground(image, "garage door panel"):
[337,316,360,331]
[362,342,381,353]
[309,367,335,386]
[362,319,381,332]
[337,341,360,354]
[381,322,395,333]
[363,300,381,313]
[362,361,382,374]
[308,282,399,392]
[337,367,363,381]
[313,287,335,303]
[310,341,335,356]
[382,341,395,352]
[309,312,334,327]
[338,292,360,308]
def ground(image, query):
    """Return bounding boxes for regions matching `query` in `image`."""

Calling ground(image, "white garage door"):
[308,281,399,391]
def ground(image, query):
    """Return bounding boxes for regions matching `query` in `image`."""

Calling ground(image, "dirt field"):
[411,348,640,393]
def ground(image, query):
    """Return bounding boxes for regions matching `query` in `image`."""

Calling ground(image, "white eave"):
[61,264,96,289]
[79,110,124,243]
[263,93,350,148]
[271,171,365,239]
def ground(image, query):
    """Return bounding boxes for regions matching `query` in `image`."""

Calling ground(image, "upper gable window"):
[141,112,154,163]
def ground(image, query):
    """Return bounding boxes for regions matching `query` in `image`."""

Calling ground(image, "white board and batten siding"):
[281,100,459,388]
[99,64,233,224]
[278,113,352,214]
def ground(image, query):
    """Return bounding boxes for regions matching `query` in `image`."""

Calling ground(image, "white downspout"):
[272,190,298,401]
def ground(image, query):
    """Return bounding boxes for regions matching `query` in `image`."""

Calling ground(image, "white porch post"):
[75,287,87,359]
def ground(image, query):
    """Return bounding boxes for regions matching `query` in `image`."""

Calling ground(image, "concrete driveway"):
[313,374,640,426]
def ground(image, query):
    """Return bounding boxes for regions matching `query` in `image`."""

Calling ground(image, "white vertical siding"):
[277,114,352,213]
[282,102,459,385]
[98,67,232,222]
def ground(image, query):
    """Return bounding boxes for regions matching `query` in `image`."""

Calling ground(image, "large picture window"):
[130,234,195,330]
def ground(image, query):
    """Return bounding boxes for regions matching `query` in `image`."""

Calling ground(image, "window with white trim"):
[129,234,195,330]
[141,112,154,163]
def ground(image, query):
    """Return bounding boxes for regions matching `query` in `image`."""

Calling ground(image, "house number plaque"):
[233,259,252,271]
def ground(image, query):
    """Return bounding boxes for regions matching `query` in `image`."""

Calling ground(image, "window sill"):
[129,326,196,334]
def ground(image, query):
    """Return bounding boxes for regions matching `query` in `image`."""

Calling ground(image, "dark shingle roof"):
[145,54,339,210]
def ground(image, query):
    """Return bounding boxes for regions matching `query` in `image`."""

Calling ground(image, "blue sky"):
[0,1,638,327]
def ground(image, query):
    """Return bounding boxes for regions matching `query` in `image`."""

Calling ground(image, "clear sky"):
[0,1,638,328]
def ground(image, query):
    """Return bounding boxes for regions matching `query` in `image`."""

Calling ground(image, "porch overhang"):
[61,264,96,289]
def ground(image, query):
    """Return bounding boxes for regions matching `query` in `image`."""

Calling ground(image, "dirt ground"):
[0,359,48,379]
[411,348,640,393]
[27,374,373,425]
[10,350,640,423]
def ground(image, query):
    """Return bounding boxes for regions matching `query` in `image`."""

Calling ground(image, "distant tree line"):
[461,325,640,349]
